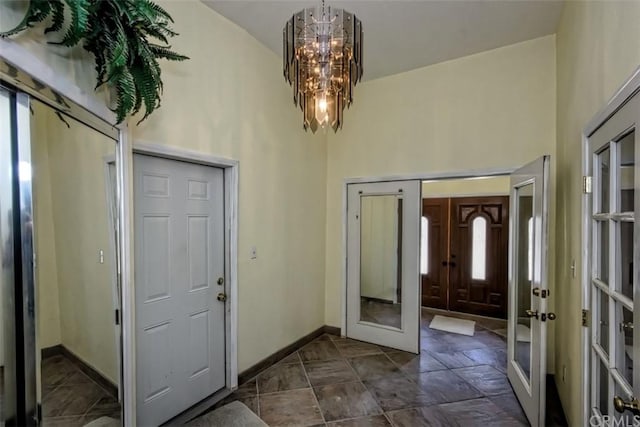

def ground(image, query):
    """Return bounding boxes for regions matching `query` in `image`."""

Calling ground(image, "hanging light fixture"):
[283,0,363,133]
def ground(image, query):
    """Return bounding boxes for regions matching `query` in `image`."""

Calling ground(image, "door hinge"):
[582,309,590,327]
[115,309,120,326]
[583,176,592,194]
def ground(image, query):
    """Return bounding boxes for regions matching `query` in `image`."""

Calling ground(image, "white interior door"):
[587,90,639,421]
[507,155,551,427]
[134,154,226,426]
[346,180,421,353]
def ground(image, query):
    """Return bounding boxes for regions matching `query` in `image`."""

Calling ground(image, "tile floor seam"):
[300,360,328,426]
[381,411,396,427]
[255,380,261,418]
[257,384,313,397]
[341,348,390,419]
[441,363,488,398]
[83,388,113,418]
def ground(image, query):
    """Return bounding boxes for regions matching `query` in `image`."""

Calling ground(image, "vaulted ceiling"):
[202,0,564,81]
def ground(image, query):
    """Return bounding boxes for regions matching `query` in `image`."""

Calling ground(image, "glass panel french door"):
[346,180,421,353]
[507,155,550,427]
[588,90,639,421]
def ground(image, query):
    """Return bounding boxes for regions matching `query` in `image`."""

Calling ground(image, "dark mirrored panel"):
[514,182,533,381]
[30,100,121,426]
[0,86,16,427]
[359,195,403,329]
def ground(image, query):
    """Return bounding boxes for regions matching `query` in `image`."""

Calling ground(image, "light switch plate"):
[250,246,257,259]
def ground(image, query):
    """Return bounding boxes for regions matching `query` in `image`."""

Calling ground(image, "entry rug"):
[494,324,531,343]
[83,417,120,427]
[429,315,476,336]
[185,401,268,427]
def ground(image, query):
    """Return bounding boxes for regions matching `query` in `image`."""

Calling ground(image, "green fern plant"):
[1,0,189,123]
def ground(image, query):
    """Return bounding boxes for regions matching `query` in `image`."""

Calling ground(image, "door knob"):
[614,396,640,415]
[620,321,634,333]
[525,309,539,319]
[217,292,227,302]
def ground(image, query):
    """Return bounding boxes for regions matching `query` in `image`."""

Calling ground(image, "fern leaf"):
[149,1,174,23]
[57,0,91,47]
[44,0,66,34]
[149,44,189,61]
[112,68,137,123]
[105,22,130,82]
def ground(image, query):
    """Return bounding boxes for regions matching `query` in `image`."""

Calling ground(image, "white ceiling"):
[202,0,564,81]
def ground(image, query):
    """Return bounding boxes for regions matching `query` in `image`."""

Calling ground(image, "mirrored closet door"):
[1,60,123,426]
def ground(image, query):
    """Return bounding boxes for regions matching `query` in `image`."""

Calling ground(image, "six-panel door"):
[134,154,226,426]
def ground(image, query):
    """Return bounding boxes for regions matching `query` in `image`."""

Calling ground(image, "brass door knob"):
[546,313,556,321]
[614,396,640,415]
[525,309,539,319]
[217,292,227,302]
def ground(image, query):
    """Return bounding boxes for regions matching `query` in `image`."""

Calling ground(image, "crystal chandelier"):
[283,0,363,133]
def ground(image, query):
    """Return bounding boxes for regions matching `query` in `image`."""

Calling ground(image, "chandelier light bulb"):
[318,96,328,113]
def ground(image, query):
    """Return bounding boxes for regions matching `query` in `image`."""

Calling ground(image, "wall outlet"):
[250,246,257,260]
[571,259,576,279]
[562,365,567,383]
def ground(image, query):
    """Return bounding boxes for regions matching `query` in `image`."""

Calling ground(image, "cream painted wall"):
[360,196,399,302]
[324,36,557,346]
[555,1,640,425]
[422,176,510,197]
[31,101,119,383]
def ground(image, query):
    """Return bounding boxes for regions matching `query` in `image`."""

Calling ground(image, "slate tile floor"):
[201,309,551,427]
[41,353,121,427]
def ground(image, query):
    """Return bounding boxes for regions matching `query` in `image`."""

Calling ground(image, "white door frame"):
[103,155,122,399]
[341,168,517,336]
[582,65,640,427]
[132,141,239,397]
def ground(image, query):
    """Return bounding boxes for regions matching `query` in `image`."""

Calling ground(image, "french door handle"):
[614,396,640,416]
[620,322,634,333]
[525,309,539,319]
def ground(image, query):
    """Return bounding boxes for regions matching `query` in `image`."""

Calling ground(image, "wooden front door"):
[449,196,509,318]
[421,196,509,318]
[421,198,449,309]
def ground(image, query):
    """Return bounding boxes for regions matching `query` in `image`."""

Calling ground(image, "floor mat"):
[429,315,475,336]
[185,401,267,427]
[84,417,120,427]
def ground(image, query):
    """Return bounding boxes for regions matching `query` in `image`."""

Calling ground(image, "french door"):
[346,180,421,353]
[587,90,639,421]
[507,155,551,427]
